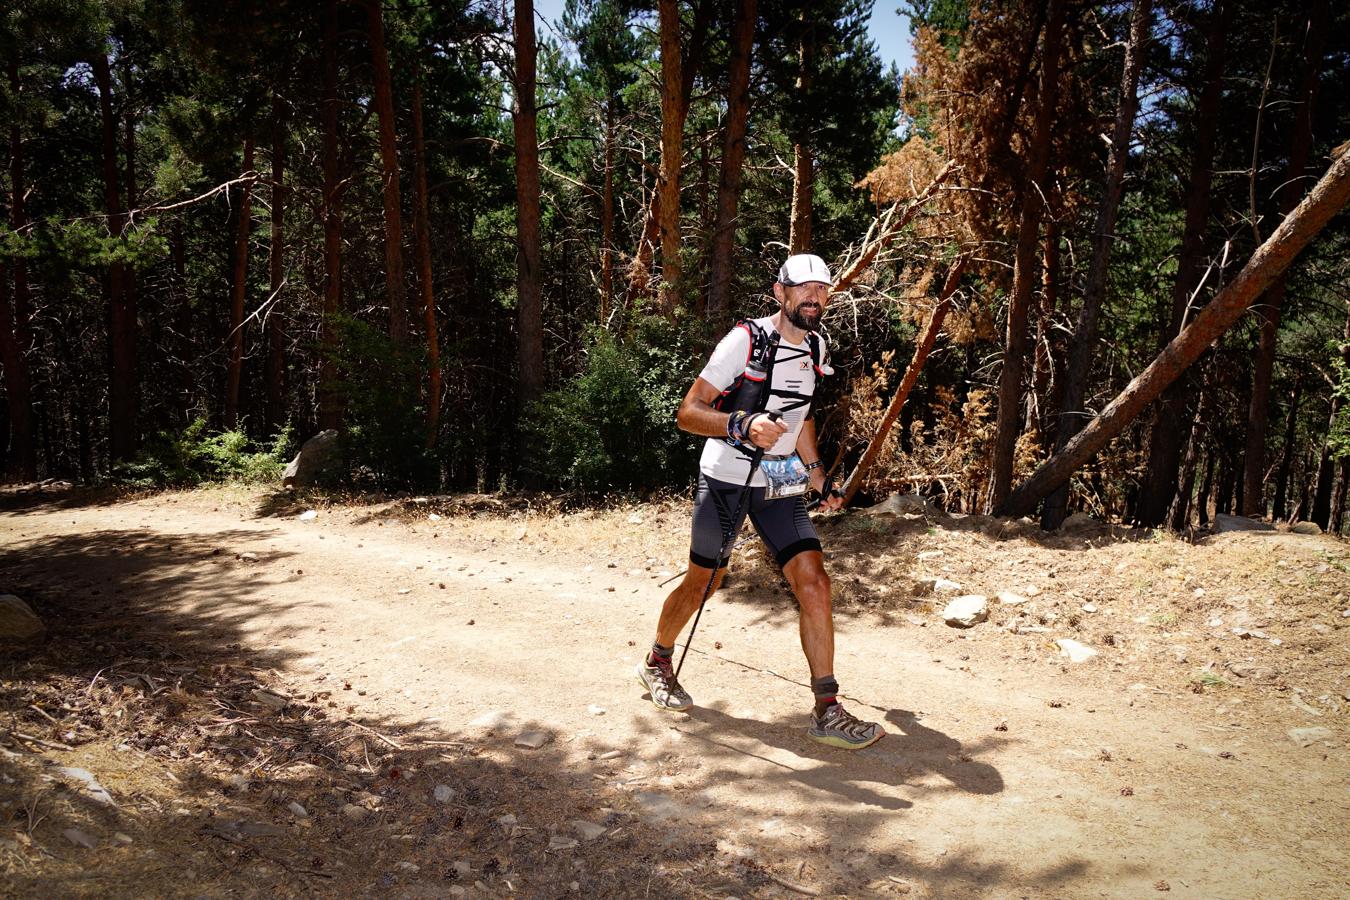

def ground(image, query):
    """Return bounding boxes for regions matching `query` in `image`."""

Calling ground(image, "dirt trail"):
[3,487,1348,898]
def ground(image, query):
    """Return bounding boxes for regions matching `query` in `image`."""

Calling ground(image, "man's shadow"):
[669,703,1005,811]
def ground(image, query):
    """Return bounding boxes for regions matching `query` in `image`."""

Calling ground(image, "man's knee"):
[785,555,831,606]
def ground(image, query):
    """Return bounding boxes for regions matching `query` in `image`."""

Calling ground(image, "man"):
[636,253,884,750]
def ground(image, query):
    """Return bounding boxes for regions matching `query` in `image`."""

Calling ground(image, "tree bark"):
[788,12,815,254]
[706,0,757,325]
[366,0,409,344]
[986,0,1065,513]
[225,134,255,430]
[318,0,344,430]
[266,94,287,434]
[1240,0,1328,516]
[1137,4,1231,526]
[841,258,967,506]
[411,78,441,446]
[1271,376,1302,521]
[1168,374,1208,531]
[2,60,36,480]
[600,96,616,324]
[1333,456,1350,535]
[655,0,685,315]
[1041,0,1150,528]
[513,0,544,404]
[93,51,136,463]
[999,148,1350,518]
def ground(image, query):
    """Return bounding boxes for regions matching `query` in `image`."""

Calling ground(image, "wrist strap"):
[804,460,822,471]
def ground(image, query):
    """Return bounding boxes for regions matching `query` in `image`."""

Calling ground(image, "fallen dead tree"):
[999,148,1350,520]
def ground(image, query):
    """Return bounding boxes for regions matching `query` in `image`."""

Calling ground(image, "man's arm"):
[795,419,843,511]
[677,378,787,448]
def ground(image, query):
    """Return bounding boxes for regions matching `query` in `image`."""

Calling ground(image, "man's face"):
[775,281,829,331]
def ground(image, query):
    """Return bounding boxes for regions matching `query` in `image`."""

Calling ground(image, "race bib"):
[760,454,809,500]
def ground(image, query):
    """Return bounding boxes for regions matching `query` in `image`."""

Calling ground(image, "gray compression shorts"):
[689,474,822,570]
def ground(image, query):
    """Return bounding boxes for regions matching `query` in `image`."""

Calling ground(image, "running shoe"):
[636,656,693,712]
[808,703,884,750]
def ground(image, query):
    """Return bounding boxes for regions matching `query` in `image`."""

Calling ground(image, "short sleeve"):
[697,325,753,392]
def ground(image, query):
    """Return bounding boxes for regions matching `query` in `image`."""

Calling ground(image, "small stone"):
[997,591,1030,606]
[252,689,290,711]
[113,832,133,845]
[934,578,963,594]
[572,820,607,841]
[298,510,318,521]
[1287,727,1333,748]
[397,588,411,595]
[434,784,456,803]
[917,550,944,560]
[497,814,518,828]
[1055,638,1099,663]
[64,828,98,848]
[397,861,419,872]
[451,861,472,878]
[0,594,45,642]
[627,513,644,524]
[1226,662,1253,678]
[588,705,606,716]
[342,803,369,822]
[549,835,579,851]
[55,767,116,806]
[237,552,259,562]
[1081,602,1098,613]
[287,801,308,817]
[515,731,551,749]
[942,595,989,628]
[1291,521,1323,535]
[429,513,442,521]
[597,750,624,761]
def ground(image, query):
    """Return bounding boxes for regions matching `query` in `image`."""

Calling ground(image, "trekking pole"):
[674,331,783,680]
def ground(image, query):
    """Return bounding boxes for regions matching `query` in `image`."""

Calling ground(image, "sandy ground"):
[2,484,1348,898]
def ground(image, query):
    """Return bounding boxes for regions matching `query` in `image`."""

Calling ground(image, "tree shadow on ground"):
[0,484,149,518]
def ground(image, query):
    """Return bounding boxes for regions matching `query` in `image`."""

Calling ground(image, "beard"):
[787,302,822,331]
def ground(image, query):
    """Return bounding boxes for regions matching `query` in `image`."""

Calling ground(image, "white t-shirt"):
[696,317,822,486]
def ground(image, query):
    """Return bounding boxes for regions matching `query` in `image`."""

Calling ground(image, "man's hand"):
[810,468,844,511]
[748,413,789,449]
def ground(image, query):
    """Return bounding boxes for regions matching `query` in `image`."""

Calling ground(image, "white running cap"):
[777,253,832,287]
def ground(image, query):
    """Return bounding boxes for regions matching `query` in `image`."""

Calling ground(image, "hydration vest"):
[711,319,832,429]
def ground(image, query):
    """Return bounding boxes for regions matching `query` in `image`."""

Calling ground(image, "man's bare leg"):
[655,564,726,649]
[783,550,834,678]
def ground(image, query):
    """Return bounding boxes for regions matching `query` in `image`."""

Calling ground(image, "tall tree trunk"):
[513,0,544,404]
[999,148,1350,518]
[1311,404,1337,528]
[93,51,136,463]
[1136,1,1230,526]
[266,94,287,434]
[225,135,255,430]
[1333,456,1350,534]
[986,0,1065,513]
[318,0,344,430]
[1196,449,1215,525]
[788,13,815,254]
[1241,0,1328,515]
[705,0,757,326]
[1042,0,1150,528]
[1168,374,1208,531]
[2,60,36,480]
[1032,216,1061,434]
[600,96,616,324]
[655,0,685,315]
[411,78,441,446]
[366,0,409,344]
[1272,376,1303,521]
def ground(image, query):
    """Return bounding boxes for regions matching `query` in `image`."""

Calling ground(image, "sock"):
[648,642,674,666]
[811,675,839,717]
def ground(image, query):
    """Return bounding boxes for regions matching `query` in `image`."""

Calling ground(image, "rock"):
[287,802,308,817]
[282,429,340,487]
[433,784,456,804]
[297,510,318,521]
[1054,638,1099,663]
[63,828,98,849]
[934,578,963,594]
[1061,512,1103,532]
[548,835,579,852]
[342,803,369,822]
[917,550,944,560]
[1212,514,1275,533]
[588,705,606,716]
[397,861,419,872]
[237,551,259,562]
[514,731,551,749]
[1291,521,1323,535]
[0,594,44,642]
[468,710,510,731]
[597,750,624,761]
[862,493,932,517]
[942,595,989,628]
[1226,662,1253,678]
[113,832,133,845]
[996,591,1030,606]
[497,814,518,828]
[252,689,290,711]
[1081,602,1098,613]
[572,820,607,841]
[1287,727,1333,748]
[55,767,116,806]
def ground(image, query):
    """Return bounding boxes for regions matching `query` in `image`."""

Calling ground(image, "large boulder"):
[861,493,935,517]
[282,429,341,488]
[1290,521,1323,535]
[0,594,45,643]
[1212,513,1275,534]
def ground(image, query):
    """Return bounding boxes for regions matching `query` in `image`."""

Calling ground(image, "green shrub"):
[115,418,293,486]
[523,317,700,492]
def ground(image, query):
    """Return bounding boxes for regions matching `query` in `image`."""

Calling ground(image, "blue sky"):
[533,2,916,75]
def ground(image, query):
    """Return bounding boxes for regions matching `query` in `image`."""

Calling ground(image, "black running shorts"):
[689,474,822,570]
